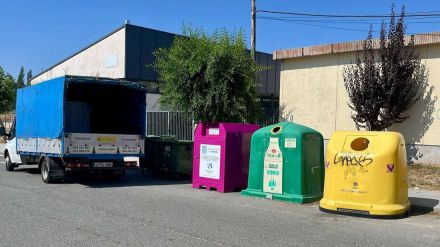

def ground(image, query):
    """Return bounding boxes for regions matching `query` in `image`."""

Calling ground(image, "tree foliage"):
[343,5,424,131]
[0,66,16,113]
[26,69,33,86]
[17,66,25,88]
[153,27,261,123]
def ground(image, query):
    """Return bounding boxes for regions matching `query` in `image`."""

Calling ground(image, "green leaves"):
[17,66,25,88]
[153,26,261,123]
[26,69,32,86]
[343,6,426,131]
[0,66,16,113]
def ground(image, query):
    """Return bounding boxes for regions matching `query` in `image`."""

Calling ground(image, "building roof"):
[273,32,440,60]
[31,24,181,81]
[32,23,276,82]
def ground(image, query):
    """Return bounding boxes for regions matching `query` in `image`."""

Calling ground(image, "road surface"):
[0,161,439,247]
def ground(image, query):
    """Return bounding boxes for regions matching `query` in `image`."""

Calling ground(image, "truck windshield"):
[65,83,145,135]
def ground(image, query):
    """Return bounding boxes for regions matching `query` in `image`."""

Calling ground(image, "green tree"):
[0,66,16,113]
[17,66,25,88]
[343,5,427,130]
[153,27,261,123]
[26,69,33,86]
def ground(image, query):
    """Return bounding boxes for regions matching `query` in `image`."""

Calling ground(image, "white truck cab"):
[2,120,21,171]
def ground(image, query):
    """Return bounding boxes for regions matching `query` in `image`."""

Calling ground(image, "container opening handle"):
[271,126,282,135]
[351,137,369,151]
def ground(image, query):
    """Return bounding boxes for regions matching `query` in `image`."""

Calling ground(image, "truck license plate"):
[93,162,113,168]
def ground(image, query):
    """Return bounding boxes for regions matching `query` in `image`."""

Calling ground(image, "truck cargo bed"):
[16,76,146,158]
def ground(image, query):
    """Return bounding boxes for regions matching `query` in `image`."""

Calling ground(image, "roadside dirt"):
[408,164,440,191]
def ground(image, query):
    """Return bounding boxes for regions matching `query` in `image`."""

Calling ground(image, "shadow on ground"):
[409,197,440,216]
[9,164,440,218]
[15,166,191,188]
[75,169,192,189]
[16,166,40,174]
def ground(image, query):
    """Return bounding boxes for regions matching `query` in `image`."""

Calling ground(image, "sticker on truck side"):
[68,146,93,154]
[64,133,144,155]
[17,138,62,154]
[96,136,117,143]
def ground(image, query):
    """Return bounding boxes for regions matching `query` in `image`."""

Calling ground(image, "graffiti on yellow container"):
[333,152,373,179]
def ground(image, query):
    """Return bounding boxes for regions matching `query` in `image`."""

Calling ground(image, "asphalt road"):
[0,160,439,247]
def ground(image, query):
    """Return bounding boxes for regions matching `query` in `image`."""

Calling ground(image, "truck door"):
[6,119,21,164]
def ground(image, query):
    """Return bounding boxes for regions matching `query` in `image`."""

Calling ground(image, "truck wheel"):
[5,153,14,172]
[40,157,65,184]
[40,157,52,183]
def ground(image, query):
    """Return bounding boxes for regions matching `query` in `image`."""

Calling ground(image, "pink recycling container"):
[192,122,260,192]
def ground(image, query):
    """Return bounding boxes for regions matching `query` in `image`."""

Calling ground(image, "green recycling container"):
[162,139,193,177]
[141,136,193,178]
[140,136,160,174]
[241,121,324,203]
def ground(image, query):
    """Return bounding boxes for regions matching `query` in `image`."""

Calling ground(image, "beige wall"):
[280,44,440,146]
[31,28,126,84]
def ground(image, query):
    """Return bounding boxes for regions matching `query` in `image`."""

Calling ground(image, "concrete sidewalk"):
[409,189,440,212]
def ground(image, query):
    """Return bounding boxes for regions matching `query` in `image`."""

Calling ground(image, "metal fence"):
[146,111,280,141]
[146,111,194,140]
[259,114,279,127]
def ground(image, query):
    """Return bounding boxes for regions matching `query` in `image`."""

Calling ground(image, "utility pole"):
[251,0,256,61]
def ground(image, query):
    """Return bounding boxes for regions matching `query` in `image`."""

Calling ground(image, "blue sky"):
[1,0,440,79]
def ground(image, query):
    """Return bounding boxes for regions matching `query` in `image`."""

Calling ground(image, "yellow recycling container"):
[319,131,410,218]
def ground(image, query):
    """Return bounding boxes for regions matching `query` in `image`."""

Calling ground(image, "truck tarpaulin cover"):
[16,77,64,138]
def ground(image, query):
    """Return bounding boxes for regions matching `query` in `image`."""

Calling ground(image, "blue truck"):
[3,75,146,183]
